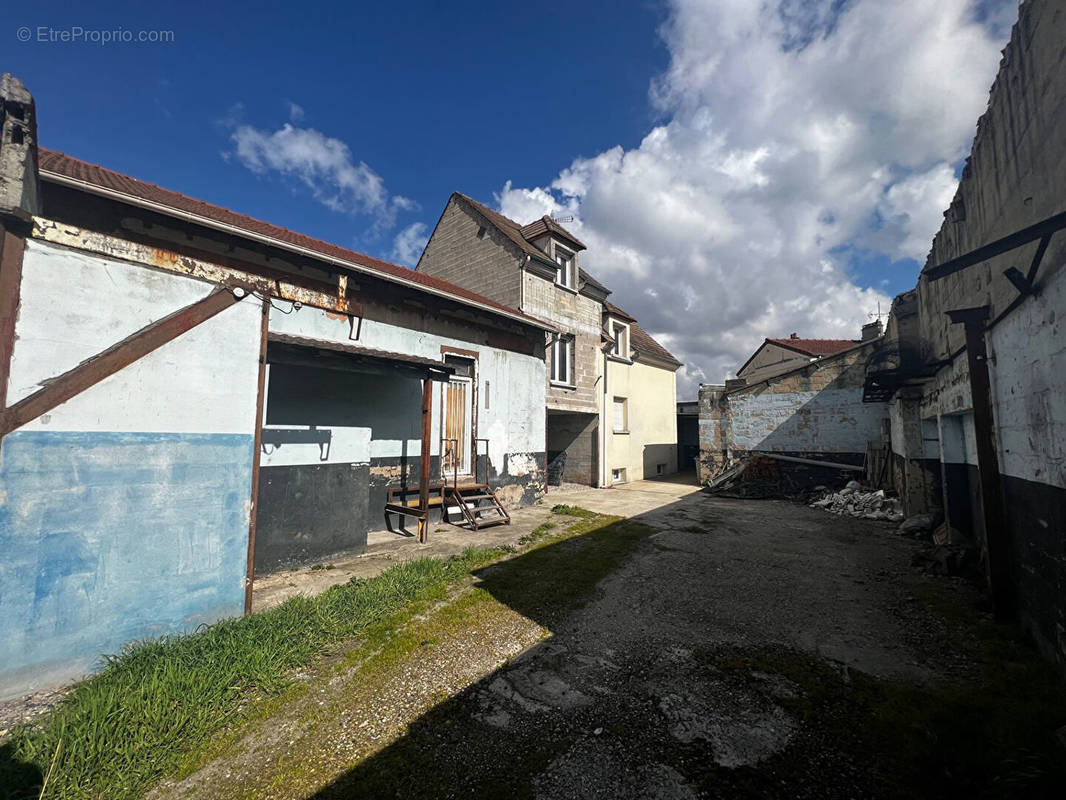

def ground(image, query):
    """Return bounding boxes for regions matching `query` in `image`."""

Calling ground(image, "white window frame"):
[550,336,574,386]
[554,245,575,289]
[611,467,627,484]
[613,396,628,434]
[608,319,630,361]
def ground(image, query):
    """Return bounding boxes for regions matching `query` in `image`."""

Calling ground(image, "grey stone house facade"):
[417,194,609,485]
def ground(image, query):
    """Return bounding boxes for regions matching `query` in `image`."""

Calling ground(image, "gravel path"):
[153,490,988,799]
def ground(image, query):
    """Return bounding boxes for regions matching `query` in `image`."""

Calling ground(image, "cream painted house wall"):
[602,356,679,483]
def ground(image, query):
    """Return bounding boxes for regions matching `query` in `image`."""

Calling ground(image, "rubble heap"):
[809,483,904,523]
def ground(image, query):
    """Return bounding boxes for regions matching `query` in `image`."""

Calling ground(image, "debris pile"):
[809,483,904,522]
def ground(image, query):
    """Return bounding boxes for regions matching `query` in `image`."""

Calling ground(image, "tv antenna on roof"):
[868,301,887,323]
[552,214,575,224]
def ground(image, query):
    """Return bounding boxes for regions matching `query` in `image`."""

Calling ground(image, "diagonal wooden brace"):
[0,285,250,437]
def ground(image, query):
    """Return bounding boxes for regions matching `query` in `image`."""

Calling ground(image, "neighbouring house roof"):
[37,150,553,332]
[765,337,859,356]
[519,215,587,250]
[736,337,861,379]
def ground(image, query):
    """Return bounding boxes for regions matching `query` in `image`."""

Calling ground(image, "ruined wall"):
[910,0,1066,665]
[0,238,261,699]
[698,343,887,482]
[415,198,523,309]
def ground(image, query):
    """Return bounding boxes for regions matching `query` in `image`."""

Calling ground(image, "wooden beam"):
[0,286,247,436]
[0,225,26,411]
[946,305,1014,621]
[418,377,433,543]
[245,299,270,615]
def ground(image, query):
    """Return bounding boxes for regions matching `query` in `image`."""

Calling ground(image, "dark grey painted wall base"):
[255,462,370,573]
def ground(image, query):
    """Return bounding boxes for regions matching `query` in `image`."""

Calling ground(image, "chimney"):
[789,332,799,339]
[0,73,41,225]
[861,320,883,342]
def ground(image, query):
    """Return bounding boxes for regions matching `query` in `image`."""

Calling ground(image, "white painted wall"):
[267,301,546,474]
[10,239,261,435]
[988,264,1066,489]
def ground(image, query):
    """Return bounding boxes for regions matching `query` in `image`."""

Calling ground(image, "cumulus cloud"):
[498,0,1014,396]
[391,222,429,266]
[230,120,414,230]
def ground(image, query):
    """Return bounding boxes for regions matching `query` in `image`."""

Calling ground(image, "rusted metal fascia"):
[418,378,434,543]
[0,225,26,411]
[0,286,248,436]
[945,305,1014,621]
[924,211,1066,281]
[245,299,270,615]
[31,217,360,318]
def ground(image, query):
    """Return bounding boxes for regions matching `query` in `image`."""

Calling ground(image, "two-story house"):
[417,193,682,487]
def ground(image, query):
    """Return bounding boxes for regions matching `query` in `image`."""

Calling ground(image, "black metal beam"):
[924,210,1066,281]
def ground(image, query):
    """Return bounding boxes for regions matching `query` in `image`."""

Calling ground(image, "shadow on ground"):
[303,493,1066,800]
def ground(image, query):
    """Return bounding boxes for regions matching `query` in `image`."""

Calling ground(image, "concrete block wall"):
[416,198,523,309]
[524,271,601,414]
[0,238,262,699]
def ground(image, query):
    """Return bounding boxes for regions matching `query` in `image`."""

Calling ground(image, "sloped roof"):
[37,150,550,331]
[453,193,604,294]
[765,338,859,356]
[520,215,586,250]
[737,337,859,376]
[631,323,682,368]
[603,300,637,322]
[603,301,681,367]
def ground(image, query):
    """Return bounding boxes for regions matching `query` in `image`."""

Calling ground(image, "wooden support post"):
[947,306,1013,621]
[418,377,434,543]
[0,224,27,413]
[0,286,247,436]
[245,298,270,615]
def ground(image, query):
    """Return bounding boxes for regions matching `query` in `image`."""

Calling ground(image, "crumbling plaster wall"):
[0,238,261,699]
[909,0,1066,664]
[698,343,887,483]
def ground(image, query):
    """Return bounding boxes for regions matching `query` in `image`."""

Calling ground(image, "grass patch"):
[0,547,504,800]
[550,504,598,518]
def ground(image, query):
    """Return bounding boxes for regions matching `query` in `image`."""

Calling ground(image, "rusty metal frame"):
[945,305,1013,621]
[924,210,1066,282]
[0,225,27,412]
[418,378,434,543]
[0,285,249,437]
[244,299,270,614]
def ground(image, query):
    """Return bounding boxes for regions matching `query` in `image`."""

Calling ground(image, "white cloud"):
[391,222,429,266]
[498,0,1015,397]
[230,120,414,230]
[287,101,305,122]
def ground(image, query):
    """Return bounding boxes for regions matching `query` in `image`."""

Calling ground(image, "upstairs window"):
[609,320,630,360]
[554,246,575,289]
[551,336,573,385]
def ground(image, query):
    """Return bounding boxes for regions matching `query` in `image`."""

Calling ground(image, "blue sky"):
[8,0,1017,393]
[10,0,668,255]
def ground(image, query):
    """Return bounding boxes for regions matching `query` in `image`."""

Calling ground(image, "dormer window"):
[554,245,575,289]
[608,319,630,360]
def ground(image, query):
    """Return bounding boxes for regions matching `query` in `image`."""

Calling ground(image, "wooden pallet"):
[446,484,510,530]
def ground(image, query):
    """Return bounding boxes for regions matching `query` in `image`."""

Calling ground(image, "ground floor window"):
[611,467,626,484]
